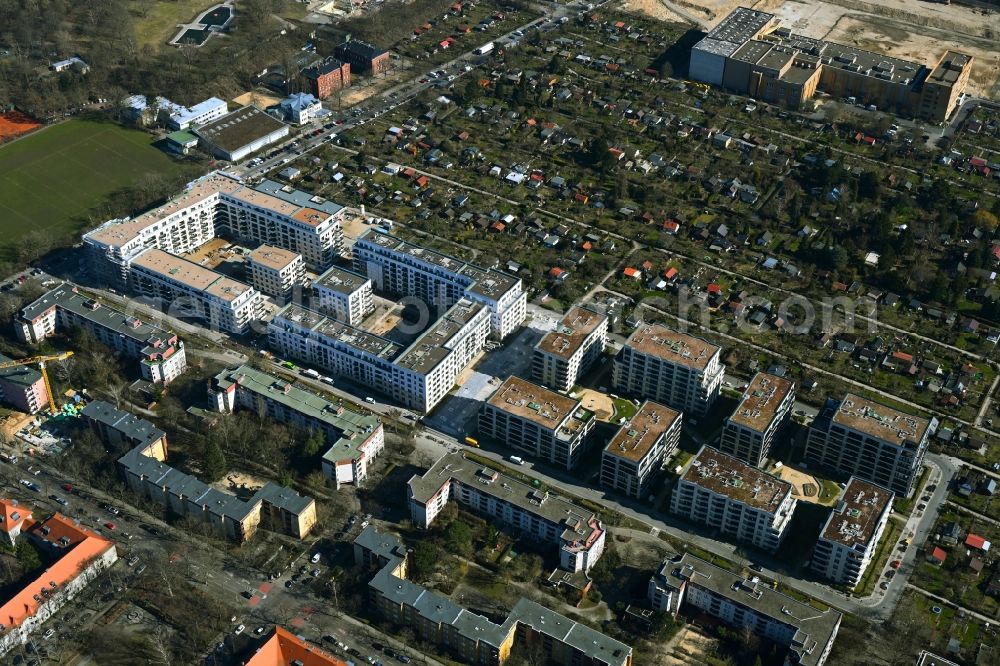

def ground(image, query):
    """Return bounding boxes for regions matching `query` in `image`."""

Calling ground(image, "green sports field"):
[0,119,188,250]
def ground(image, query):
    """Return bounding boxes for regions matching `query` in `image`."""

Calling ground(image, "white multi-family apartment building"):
[210,365,384,489]
[408,452,606,573]
[532,306,608,392]
[648,553,841,666]
[129,248,264,334]
[268,300,489,413]
[83,172,345,285]
[671,446,797,552]
[613,323,725,417]
[16,283,187,384]
[804,393,935,497]
[718,372,795,467]
[352,230,526,340]
[811,477,893,588]
[600,401,682,499]
[312,265,374,326]
[478,376,596,470]
[246,244,306,298]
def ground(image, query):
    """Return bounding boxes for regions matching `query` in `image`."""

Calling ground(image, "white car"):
[235,624,245,635]
[311,552,321,564]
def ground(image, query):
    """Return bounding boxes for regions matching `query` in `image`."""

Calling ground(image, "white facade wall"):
[129,262,264,334]
[0,545,117,656]
[670,481,796,552]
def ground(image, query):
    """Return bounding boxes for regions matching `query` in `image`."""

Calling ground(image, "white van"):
[508,456,524,465]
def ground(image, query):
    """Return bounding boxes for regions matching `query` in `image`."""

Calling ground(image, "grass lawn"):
[853,517,903,598]
[611,397,638,421]
[131,0,219,49]
[0,119,187,251]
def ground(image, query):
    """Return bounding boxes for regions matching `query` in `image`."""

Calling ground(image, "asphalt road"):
[410,428,960,620]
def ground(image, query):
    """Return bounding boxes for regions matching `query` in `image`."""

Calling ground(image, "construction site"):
[657,0,999,97]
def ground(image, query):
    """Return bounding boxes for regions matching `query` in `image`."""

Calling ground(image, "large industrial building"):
[352,230,526,341]
[689,6,973,121]
[613,323,725,417]
[811,477,893,589]
[648,553,841,666]
[479,376,596,469]
[408,452,606,574]
[718,372,795,467]
[804,393,935,497]
[671,446,797,552]
[355,526,632,666]
[210,365,384,488]
[600,400,682,499]
[16,283,187,384]
[532,306,608,393]
[268,298,489,413]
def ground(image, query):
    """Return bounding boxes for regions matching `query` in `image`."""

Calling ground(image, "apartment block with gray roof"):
[268,298,489,413]
[352,230,526,340]
[80,400,168,460]
[408,452,606,573]
[210,364,384,488]
[718,372,795,467]
[16,282,187,384]
[649,553,841,666]
[312,265,374,326]
[811,477,893,588]
[354,526,632,666]
[0,353,47,414]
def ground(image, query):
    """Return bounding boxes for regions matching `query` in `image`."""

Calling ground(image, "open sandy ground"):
[575,388,614,421]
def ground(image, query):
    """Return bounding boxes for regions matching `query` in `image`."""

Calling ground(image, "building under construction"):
[689,6,973,121]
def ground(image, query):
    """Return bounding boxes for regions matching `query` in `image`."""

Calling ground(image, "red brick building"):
[301,57,351,100]
[334,40,390,76]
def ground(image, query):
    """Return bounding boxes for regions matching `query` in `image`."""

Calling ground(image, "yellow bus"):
[464,437,479,448]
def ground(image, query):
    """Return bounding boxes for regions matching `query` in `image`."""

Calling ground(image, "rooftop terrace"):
[604,400,680,463]
[535,306,607,360]
[485,376,591,437]
[681,446,792,514]
[624,323,720,371]
[820,477,893,549]
[728,372,794,433]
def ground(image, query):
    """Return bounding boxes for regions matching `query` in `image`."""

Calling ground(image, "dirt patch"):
[217,470,268,494]
[0,111,41,141]
[231,91,283,109]
[576,388,614,421]
[771,463,829,504]
[622,0,687,23]
[666,625,719,665]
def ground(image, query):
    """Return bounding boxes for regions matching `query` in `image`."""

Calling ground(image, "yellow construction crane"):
[0,352,74,415]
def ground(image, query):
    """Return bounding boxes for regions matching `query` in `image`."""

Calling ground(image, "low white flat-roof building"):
[168,96,229,130]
